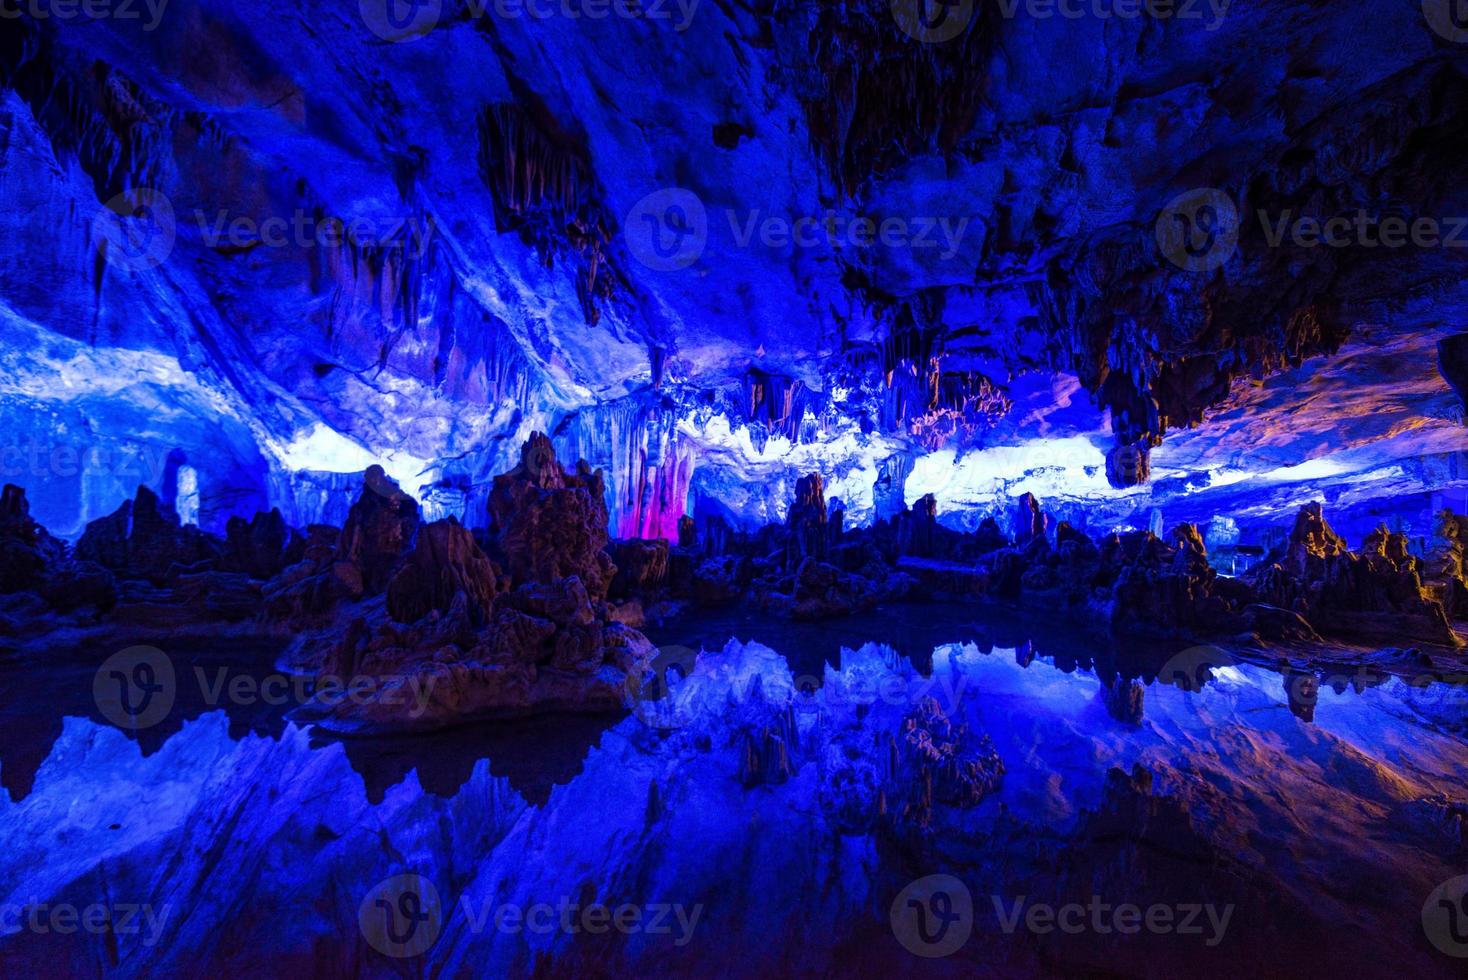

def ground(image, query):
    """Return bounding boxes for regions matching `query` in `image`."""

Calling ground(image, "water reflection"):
[5,604,1465,805]
[2,609,1466,977]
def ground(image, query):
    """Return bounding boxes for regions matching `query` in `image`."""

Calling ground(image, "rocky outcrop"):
[0,485,118,617]
[1101,525,1232,637]
[784,473,828,569]
[607,538,670,599]
[490,433,615,600]
[1105,441,1152,489]
[261,534,362,627]
[786,559,876,621]
[1247,503,1461,647]
[1425,510,1468,618]
[75,486,222,585]
[0,484,55,594]
[385,519,500,627]
[1440,332,1468,417]
[1013,492,1047,548]
[285,439,656,730]
[220,509,301,581]
[888,697,1005,831]
[894,493,940,558]
[335,465,419,594]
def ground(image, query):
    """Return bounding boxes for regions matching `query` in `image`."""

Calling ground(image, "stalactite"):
[477,102,614,325]
[779,0,993,195]
[554,397,697,541]
[1,23,176,202]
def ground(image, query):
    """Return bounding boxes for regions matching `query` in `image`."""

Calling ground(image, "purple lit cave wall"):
[3,2,1468,978]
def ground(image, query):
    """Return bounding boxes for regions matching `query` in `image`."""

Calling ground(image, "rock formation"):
[335,465,419,594]
[489,433,615,600]
[287,437,654,730]
[1247,503,1461,647]
[75,486,222,585]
